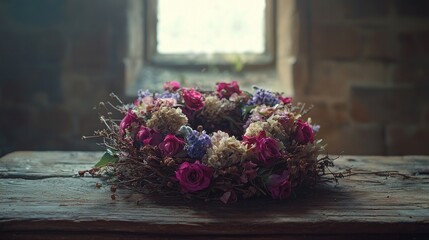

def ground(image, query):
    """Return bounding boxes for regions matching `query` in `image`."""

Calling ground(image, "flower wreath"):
[85,81,335,203]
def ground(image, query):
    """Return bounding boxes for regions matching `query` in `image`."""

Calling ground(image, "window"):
[146,0,274,67]
[125,0,295,95]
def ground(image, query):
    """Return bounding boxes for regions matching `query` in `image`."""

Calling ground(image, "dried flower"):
[155,91,180,100]
[119,110,138,135]
[201,96,236,120]
[210,131,230,146]
[294,119,314,144]
[246,131,281,165]
[278,96,292,104]
[182,88,204,111]
[240,161,258,183]
[216,81,241,99]
[175,161,213,193]
[247,88,280,106]
[163,81,181,92]
[159,134,185,157]
[185,130,211,159]
[146,107,188,134]
[204,134,246,168]
[136,126,162,146]
[267,170,291,200]
[138,89,153,99]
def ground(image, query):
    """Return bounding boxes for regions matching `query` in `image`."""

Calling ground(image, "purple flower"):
[175,161,213,193]
[267,170,292,200]
[137,89,153,99]
[155,91,180,100]
[247,88,280,106]
[312,124,320,132]
[185,130,211,159]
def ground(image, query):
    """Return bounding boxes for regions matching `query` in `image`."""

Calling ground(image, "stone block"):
[398,31,429,58]
[351,86,421,124]
[362,30,397,60]
[311,0,390,21]
[386,124,429,155]
[318,124,385,155]
[392,63,429,86]
[307,102,350,127]
[312,26,361,59]
[394,0,429,17]
[36,106,72,137]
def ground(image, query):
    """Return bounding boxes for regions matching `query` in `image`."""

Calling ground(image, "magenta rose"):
[267,170,292,200]
[278,96,292,104]
[182,88,204,111]
[137,126,162,146]
[294,119,314,145]
[175,161,213,193]
[119,110,138,135]
[159,134,185,157]
[216,81,241,99]
[254,131,281,165]
[163,81,181,92]
[257,137,281,165]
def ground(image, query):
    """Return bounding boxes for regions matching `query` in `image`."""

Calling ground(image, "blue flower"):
[155,91,180,100]
[185,130,211,159]
[137,89,153,99]
[247,88,280,106]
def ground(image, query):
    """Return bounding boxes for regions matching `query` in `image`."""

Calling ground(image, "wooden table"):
[0,151,428,239]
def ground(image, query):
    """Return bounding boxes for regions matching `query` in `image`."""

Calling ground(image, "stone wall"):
[0,0,428,156]
[0,0,127,156]
[294,0,429,155]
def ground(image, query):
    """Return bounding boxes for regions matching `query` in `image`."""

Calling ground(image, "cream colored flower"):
[203,134,246,168]
[201,96,236,120]
[211,131,230,146]
[146,107,188,134]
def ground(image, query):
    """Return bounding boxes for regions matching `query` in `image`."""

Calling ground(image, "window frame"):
[143,0,276,69]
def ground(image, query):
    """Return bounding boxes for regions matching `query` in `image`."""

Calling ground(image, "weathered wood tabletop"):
[0,151,428,239]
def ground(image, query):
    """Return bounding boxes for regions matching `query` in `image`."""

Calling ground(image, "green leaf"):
[242,105,255,117]
[94,152,118,168]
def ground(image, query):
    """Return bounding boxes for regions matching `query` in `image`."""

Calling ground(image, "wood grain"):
[0,151,428,239]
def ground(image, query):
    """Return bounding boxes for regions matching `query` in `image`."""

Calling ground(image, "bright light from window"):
[157,0,265,54]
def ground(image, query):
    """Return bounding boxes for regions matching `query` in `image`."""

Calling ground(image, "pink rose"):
[182,88,204,111]
[216,81,241,99]
[119,110,138,135]
[137,126,162,146]
[244,131,281,165]
[163,81,181,92]
[278,96,292,104]
[159,134,185,157]
[294,119,314,145]
[175,161,213,193]
[267,170,292,200]
[256,134,281,165]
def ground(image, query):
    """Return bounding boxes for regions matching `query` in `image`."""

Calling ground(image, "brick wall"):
[294,0,429,155]
[0,0,428,156]
[0,0,127,156]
